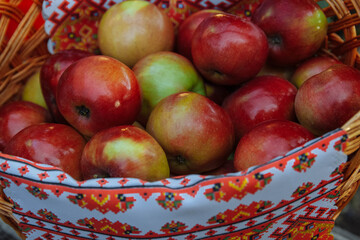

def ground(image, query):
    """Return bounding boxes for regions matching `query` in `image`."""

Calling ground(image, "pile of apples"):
[1,0,360,182]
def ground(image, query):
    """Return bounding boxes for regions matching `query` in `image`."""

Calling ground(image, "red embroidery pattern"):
[77,218,141,235]
[157,192,184,211]
[25,185,49,200]
[293,152,317,172]
[67,190,137,214]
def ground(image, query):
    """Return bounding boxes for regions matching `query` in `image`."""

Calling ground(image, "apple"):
[81,125,170,181]
[146,92,235,175]
[0,101,51,151]
[40,49,93,123]
[290,55,342,88]
[176,9,224,61]
[132,51,206,125]
[251,0,328,67]
[98,0,174,67]
[3,123,86,181]
[257,61,294,80]
[203,155,237,175]
[222,75,297,140]
[22,70,47,109]
[234,120,315,171]
[56,55,142,138]
[295,64,360,136]
[191,13,268,85]
[204,81,234,106]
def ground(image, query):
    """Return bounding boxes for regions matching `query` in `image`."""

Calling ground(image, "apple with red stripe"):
[191,13,269,85]
[56,55,142,138]
[222,75,297,141]
[290,56,342,88]
[295,64,360,136]
[40,49,93,123]
[252,0,328,67]
[0,101,51,151]
[234,120,314,171]
[81,125,170,181]
[146,92,235,175]
[3,123,86,181]
[176,9,224,61]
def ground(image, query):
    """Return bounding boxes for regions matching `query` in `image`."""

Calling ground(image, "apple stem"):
[175,155,187,165]
[210,70,224,78]
[268,35,282,46]
[76,105,91,118]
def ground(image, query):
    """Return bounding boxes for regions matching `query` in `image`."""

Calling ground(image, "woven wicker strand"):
[0,0,49,107]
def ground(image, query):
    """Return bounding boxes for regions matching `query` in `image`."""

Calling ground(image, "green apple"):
[133,51,206,125]
[98,0,174,67]
[22,70,47,109]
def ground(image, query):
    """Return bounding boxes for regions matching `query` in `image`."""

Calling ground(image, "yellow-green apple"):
[40,49,93,123]
[191,13,268,85]
[3,123,86,181]
[81,125,170,181]
[252,0,328,67]
[132,51,206,125]
[234,120,314,171]
[22,70,47,109]
[290,56,342,88]
[56,55,142,138]
[0,101,51,151]
[176,9,224,61]
[146,92,235,175]
[98,0,174,67]
[222,75,297,140]
[295,64,360,136]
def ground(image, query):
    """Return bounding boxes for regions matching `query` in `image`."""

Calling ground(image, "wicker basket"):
[1,0,360,239]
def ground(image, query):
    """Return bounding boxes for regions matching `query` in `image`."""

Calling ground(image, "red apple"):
[40,49,93,123]
[3,123,86,181]
[98,0,174,67]
[81,125,170,181]
[290,55,342,88]
[234,120,314,171]
[0,101,51,151]
[203,157,237,175]
[222,75,297,140]
[295,64,360,136]
[146,92,235,175]
[191,13,269,85]
[176,9,224,61]
[252,0,328,67]
[56,55,142,138]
